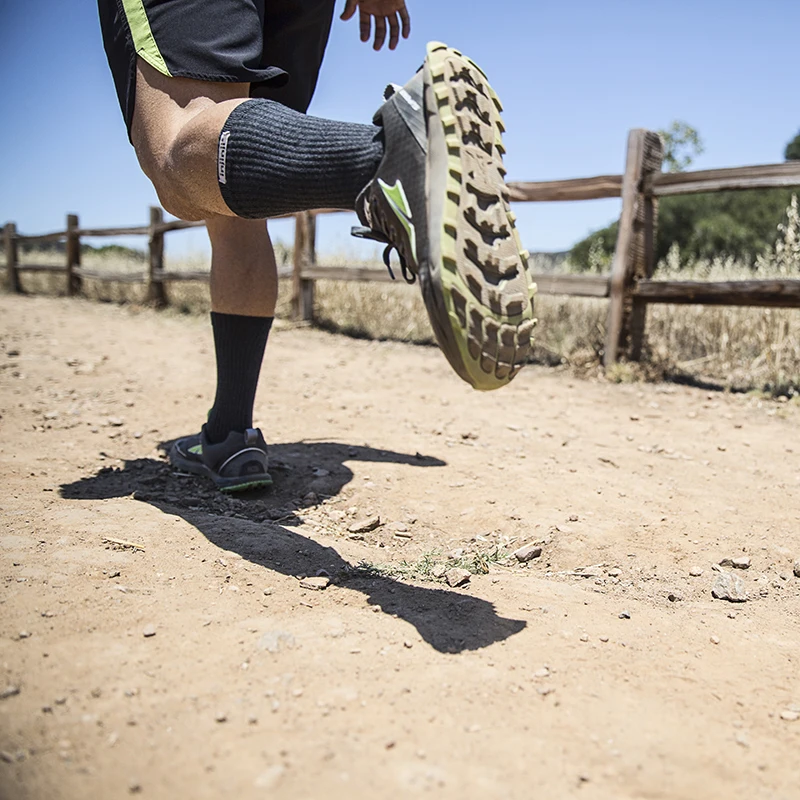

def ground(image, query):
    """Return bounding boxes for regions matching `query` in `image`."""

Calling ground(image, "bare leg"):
[206,216,277,317]
[130,58,247,221]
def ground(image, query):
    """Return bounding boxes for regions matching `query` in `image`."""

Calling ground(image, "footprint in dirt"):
[60,439,527,654]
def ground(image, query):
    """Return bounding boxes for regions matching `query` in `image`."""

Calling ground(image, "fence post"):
[147,206,167,307]
[604,129,664,366]
[291,211,315,322]
[66,213,82,296]
[4,222,20,293]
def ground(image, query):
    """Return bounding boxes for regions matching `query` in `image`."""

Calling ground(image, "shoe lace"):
[351,226,416,284]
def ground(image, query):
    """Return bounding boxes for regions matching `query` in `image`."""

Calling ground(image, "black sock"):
[217,99,384,219]
[204,312,273,444]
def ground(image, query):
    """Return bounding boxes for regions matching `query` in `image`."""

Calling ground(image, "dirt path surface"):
[1,294,799,800]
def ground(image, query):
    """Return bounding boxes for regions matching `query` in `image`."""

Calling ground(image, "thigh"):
[252,0,337,112]
[98,0,289,138]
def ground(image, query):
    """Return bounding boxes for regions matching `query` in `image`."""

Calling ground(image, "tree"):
[657,120,704,173]
[786,131,800,161]
[569,124,798,269]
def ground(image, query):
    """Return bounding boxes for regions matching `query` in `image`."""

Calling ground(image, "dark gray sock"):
[205,312,272,444]
[217,99,384,219]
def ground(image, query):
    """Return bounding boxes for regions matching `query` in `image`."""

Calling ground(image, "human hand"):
[340,0,411,51]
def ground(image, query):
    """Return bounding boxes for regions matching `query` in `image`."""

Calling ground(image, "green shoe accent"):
[378,178,417,262]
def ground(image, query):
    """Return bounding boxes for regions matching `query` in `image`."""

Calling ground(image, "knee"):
[133,131,207,221]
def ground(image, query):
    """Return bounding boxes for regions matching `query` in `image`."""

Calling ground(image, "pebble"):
[618,611,631,619]
[710,635,720,645]
[299,576,330,591]
[719,556,751,570]
[445,568,471,588]
[599,635,609,643]
[779,710,800,722]
[128,780,142,794]
[793,561,800,579]
[0,686,21,700]
[667,592,683,602]
[513,543,543,563]
[607,568,622,578]
[389,522,409,533]
[18,631,31,640]
[579,634,589,642]
[712,570,749,603]
[568,514,579,522]
[533,667,550,678]
[107,416,125,427]
[215,712,227,723]
[689,568,704,577]
[142,624,156,638]
[347,515,381,534]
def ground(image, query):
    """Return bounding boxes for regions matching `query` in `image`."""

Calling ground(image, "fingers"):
[387,11,400,50]
[359,8,371,42]
[398,4,410,39]
[372,13,387,50]
[340,0,358,21]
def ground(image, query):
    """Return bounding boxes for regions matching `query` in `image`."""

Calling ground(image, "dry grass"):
[7,200,800,398]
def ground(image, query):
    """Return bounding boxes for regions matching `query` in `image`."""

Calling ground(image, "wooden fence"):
[4,128,800,366]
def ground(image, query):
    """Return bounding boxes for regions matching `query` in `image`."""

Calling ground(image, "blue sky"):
[1,0,798,259]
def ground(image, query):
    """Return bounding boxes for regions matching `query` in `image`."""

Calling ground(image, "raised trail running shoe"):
[169,427,272,492]
[353,41,536,391]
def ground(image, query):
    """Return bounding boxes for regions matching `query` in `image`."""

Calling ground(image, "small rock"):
[431,565,447,579]
[0,686,21,700]
[712,570,749,603]
[720,556,750,570]
[302,492,319,507]
[607,568,622,578]
[445,568,471,588]
[533,667,550,679]
[107,416,125,427]
[128,781,142,794]
[780,710,800,722]
[0,752,14,764]
[142,624,156,638]
[689,568,704,577]
[258,631,295,653]
[347,515,381,534]
[389,521,409,533]
[667,592,683,602]
[579,634,589,642]
[568,514,579,522]
[619,611,631,619]
[447,547,465,560]
[18,631,31,640]
[793,561,800,579]
[710,635,720,645]
[403,641,413,649]
[513,543,543,563]
[599,635,609,643]
[215,712,228,723]
[299,576,330,591]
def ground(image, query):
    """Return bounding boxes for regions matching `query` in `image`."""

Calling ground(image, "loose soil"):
[1,295,799,800]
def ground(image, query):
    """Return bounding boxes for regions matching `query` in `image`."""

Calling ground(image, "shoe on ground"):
[353,41,536,391]
[169,427,272,492]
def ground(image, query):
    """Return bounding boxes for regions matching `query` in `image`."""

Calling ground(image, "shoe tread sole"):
[425,42,537,390]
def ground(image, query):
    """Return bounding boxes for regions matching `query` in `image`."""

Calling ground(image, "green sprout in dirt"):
[343,545,510,584]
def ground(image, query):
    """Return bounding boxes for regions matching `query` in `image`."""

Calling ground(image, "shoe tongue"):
[384,69,425,148]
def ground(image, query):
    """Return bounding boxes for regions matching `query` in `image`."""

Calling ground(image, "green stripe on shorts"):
[121,0,172,77]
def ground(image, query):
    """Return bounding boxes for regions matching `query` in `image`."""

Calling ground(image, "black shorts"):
[98,0,336,138]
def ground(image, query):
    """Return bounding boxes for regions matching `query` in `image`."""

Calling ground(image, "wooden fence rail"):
[4,128,800,365]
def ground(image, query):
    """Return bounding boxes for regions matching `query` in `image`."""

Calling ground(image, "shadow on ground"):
[60,439,526,654]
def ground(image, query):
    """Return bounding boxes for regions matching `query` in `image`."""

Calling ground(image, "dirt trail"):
[1,295,799,800]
